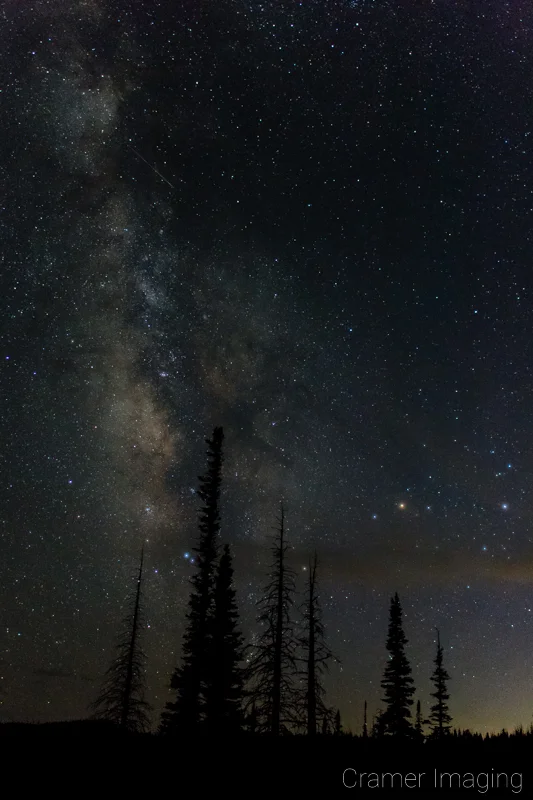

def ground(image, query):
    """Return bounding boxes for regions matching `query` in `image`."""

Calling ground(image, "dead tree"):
[91,545,151,732]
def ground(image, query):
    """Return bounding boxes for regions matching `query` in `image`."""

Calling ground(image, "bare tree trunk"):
[121,545,144,728]
[271,506,285,735]
[307,553,317,735]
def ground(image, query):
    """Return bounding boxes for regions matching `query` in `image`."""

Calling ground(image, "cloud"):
[232,532,533,592]
[315,545,533,590]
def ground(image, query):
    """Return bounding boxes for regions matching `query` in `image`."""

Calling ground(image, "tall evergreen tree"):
[380,592,415,737]
[90,545,150,733]
[298,551,336,735]
[371,709,386,739]
[429,628,452,738]
[415,699,425,741]
[334,708,342,736]
[247,505,298,734]
[362,699,368,738]
[161,427,224,733]
[205,543,245,733]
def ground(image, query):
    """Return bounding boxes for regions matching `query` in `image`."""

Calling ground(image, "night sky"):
[1,0,533,734]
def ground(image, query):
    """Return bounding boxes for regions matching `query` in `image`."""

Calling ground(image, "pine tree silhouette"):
[247,504,298,734]
[205,543,245,733]
[334,708,342,736]
[415,699,425,741]
[429,628,452,738]
[380,592,415,737]
[298,551,336,735]
[372,709,386,738]
[161,427,224,734]
[363,699,368,738]
[90,545,151,733]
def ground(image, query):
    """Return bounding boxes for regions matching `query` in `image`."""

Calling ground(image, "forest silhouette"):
[2,428,530,793]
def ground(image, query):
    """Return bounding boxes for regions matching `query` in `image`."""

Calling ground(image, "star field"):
[1,0,533,733]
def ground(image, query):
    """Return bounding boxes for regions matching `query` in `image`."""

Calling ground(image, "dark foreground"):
[1,721,529,796]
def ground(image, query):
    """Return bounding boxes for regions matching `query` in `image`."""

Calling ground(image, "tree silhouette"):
[334,708,342,736]
[362,699,368,738]
[429,628,452,738]
[380,592,415,737]
[161,427,224,734]
[298,551,336,735]
[204,543,245,733]
[415,699,425,741]
[90,545,150,733]
[371,708,386,738]
[247,505,298,734]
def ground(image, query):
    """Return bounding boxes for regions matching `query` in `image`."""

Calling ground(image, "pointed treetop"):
[210,426,224,448]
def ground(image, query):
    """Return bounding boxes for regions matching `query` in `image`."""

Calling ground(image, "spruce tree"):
[161,427,224,733]
[90,545,151,733]
[334,708,342,736]
[371,709,386,738]
[205,543,245,733]
[415,699,425,741]
[362,699,368,738]
[298,551,336,735]
[429,628,452,738]
[380,592,415,737]
[247,505,298,734]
